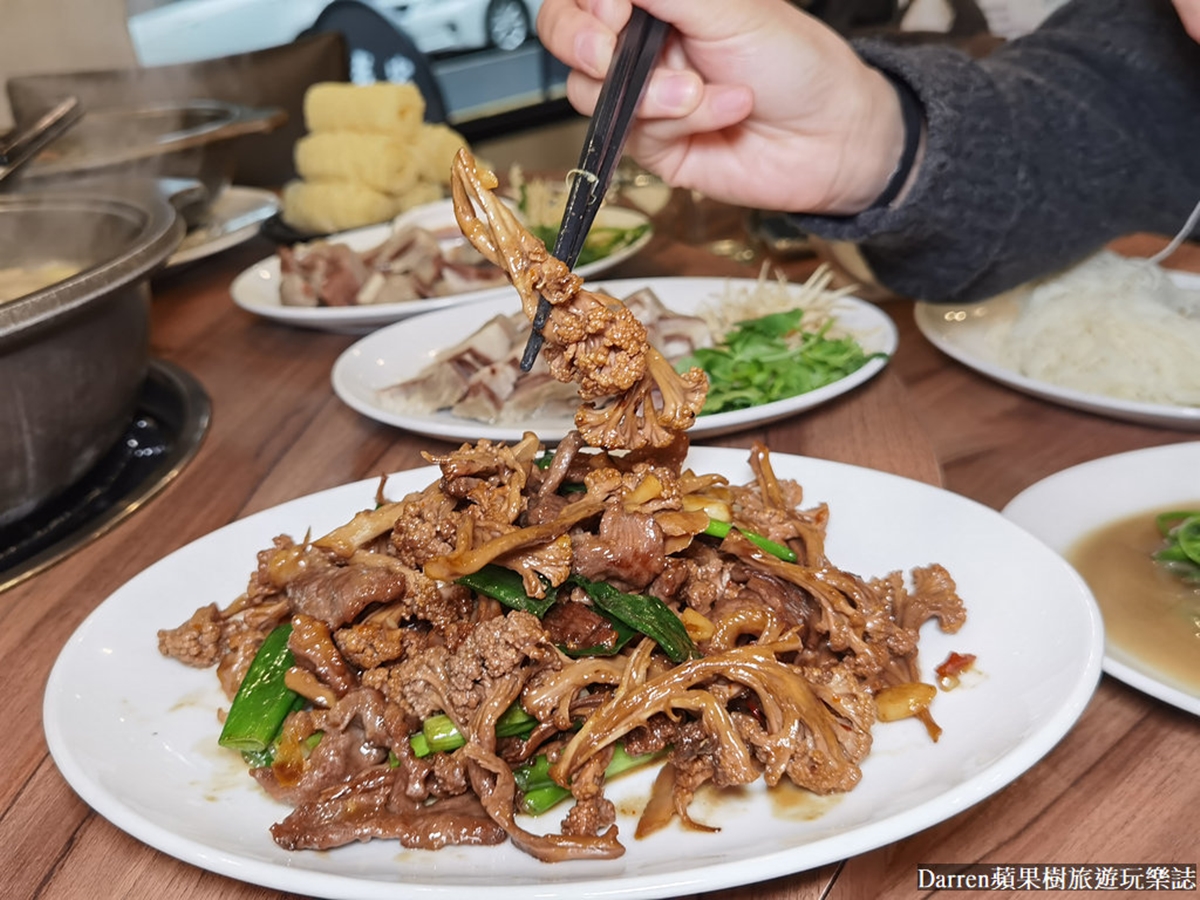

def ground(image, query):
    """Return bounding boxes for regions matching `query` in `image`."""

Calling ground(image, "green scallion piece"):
[218,623,300,754]
[569,575,696,662]
[702,519,797,562]
[409,702,539,758]
[515,743,664,815]
[456,564,558,617]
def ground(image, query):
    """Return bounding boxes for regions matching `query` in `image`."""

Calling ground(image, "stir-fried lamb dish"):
[159,434,966,860]
[158,149,966,863]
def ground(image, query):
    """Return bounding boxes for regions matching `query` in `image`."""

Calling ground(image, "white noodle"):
[988,251,1200,407]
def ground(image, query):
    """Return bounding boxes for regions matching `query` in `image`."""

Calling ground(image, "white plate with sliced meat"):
[230,198,654,333]
[330,276,898,443]
[44,445,1102,900]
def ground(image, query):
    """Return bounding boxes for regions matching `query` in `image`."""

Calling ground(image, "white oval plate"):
[331,276,898,443]
[1003,441,1200,715]
[45,447,1103,900]
[914,269,1200,430]
[230,198,654,333]
[167,186,279,269]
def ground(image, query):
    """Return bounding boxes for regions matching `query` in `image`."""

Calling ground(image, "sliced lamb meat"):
[377,362,467,414]
[288,614,359,697]
[355,271,422,305]
[276,222,505,309]
[277,246,319,307]
[252,709,388,807]
[623,287,713,360]
[451,358,521,423]
[286,563,412,629]
[279,242,372,307]
[495,372,578,423]
[572,506,666,591]
[363,223,442,274]
[377,314,521,415]
[374,285,711,426]
[541,599,619,654]
[270,765,507,851]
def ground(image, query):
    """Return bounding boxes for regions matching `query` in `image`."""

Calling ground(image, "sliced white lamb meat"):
[376,314,522,413]
[451,358,522,423]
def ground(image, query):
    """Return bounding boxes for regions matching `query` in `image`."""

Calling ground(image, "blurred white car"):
[127,0,544,66]
[388,0,543,54]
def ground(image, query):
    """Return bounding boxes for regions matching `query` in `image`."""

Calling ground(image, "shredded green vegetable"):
[1153,510,1200,582]
[677,309,885,415]
[569,575,697,663]
[528,222,650,267]
[456,564,558,617]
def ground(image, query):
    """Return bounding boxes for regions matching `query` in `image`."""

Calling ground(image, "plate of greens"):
[331,276,897,443]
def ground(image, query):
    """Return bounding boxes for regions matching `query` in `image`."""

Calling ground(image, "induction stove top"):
[0,359,210,593]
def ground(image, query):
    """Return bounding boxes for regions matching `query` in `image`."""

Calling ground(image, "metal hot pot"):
[0,183,183,526]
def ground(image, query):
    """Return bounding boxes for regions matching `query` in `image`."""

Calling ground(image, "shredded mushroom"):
[449,149,709,450]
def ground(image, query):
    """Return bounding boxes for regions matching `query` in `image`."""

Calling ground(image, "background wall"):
[0,0,137,130]
[475,115,588,175]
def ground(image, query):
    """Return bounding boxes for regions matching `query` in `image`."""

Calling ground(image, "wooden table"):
[3,197,1197,900]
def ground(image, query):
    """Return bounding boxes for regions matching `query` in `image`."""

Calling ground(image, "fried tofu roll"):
[303,82,425,134]
[281,179,400,234]
[294,132,422,196]
[414,123,469,186]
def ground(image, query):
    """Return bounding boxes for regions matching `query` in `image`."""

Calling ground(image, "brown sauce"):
[1068,503,1200,694]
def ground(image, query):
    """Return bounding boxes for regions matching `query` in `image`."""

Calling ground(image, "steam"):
[3,29,339,190]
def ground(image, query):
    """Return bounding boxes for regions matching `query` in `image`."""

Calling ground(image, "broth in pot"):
[0,262,79,304]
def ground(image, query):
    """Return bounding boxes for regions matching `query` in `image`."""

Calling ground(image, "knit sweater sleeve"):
[790,0,1200,303]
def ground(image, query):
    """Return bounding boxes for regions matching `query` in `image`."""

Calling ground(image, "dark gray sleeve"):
[790,0,1200,303]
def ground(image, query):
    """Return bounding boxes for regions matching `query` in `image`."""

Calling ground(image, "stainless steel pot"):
[15,99,285,222]
[0,185,183,525]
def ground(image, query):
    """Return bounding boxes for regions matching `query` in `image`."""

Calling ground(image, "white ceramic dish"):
[230,198,653,333]
[331,276,898,443]
[1003,441,1200,715]
[45,447,1103,900]
[913,269,1200,430]
[167,186,279,269]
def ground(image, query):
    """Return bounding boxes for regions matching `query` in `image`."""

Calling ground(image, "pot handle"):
[157,176,209,223]
[223,103,289,137]
[0,96,83,189]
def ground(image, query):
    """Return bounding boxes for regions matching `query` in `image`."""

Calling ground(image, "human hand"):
[537,0,911,214]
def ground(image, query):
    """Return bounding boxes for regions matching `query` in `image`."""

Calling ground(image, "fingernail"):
[575,28,614,78]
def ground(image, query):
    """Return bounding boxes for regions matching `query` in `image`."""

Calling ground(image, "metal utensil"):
[0,96,82,187]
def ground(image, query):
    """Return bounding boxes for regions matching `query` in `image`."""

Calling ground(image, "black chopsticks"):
[519,8,670,372]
